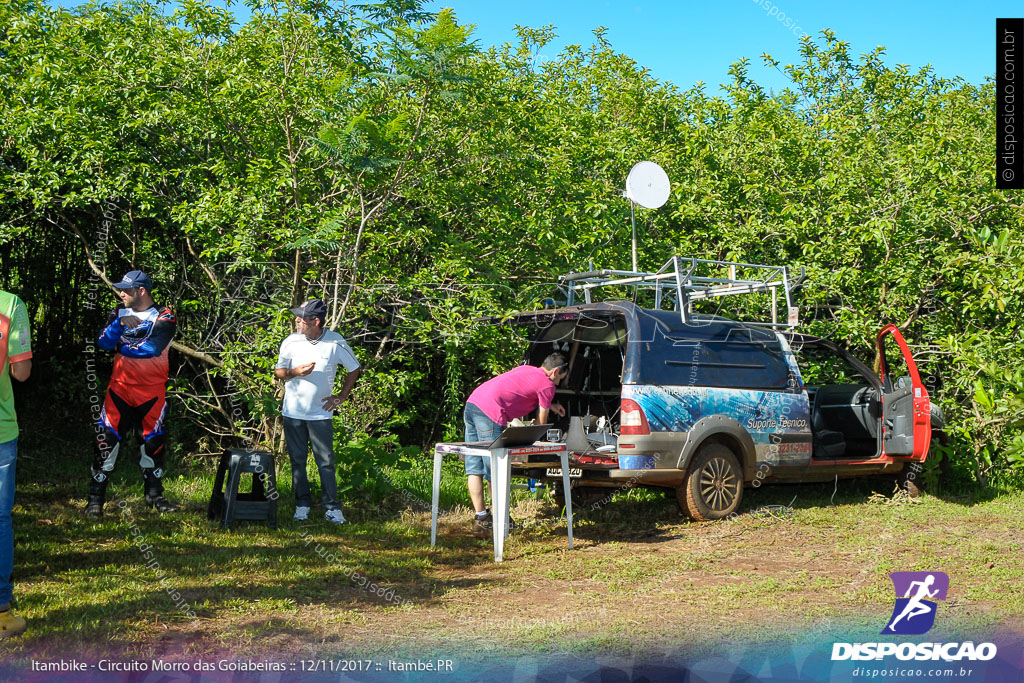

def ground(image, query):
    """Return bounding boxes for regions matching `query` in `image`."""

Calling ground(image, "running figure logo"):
[883,571,949,635]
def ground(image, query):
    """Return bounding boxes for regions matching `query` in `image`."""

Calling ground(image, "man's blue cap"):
[113,270,153,291]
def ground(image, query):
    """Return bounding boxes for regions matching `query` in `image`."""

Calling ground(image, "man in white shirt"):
[274,299,360,524]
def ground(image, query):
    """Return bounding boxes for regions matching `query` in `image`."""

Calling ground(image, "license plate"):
[546,467,582,479]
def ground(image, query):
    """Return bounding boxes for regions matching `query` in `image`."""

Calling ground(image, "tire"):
[897,430,948,498]
[897,467,925,498]
[676,443,744,521]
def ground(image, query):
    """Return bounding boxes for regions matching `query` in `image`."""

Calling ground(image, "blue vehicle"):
[506,259,943,520]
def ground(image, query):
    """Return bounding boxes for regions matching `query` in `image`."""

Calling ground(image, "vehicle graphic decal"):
[622,385,813,465]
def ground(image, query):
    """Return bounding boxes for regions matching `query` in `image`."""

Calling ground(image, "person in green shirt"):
[0,289,32,637]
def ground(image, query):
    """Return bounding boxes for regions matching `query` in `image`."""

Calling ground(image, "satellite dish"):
[623,161,671,271]
[625,161,670,209]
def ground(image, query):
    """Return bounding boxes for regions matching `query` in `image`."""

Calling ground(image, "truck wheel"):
[676,443,743,521]
[897,470,924,498]
[897,430,948,498]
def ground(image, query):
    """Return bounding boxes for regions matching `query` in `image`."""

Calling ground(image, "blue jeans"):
[464,403,502,482]
[282,417,339,511]
[0,439,17,606]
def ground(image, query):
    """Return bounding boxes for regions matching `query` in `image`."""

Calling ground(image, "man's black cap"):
[290,298,328,319]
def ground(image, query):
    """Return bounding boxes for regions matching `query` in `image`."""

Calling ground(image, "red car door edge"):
[876,324,932,461]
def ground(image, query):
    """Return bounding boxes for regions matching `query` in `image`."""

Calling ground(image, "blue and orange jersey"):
[98,304,176,387]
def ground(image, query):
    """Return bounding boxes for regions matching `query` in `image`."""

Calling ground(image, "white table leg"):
[503,453,513,541]
[560,449,574,549]
[491,448,508,562]
[430,448,443,547]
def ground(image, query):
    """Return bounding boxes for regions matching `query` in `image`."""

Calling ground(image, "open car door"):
[876,325,931,459]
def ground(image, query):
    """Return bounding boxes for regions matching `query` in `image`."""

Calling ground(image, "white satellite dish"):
[625,161,671,209]
[623,161,671,270]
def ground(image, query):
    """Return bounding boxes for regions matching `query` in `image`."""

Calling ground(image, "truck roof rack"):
[559,256,805,329]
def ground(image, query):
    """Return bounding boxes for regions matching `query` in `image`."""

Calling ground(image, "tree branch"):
[172,342,225,367]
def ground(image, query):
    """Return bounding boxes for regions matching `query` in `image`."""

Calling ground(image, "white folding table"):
[430,441,574,562]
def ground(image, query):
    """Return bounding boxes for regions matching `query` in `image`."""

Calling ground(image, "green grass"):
[1,425,1022,663]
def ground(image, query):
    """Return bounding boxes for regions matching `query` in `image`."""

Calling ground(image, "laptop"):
[466,424,552,450]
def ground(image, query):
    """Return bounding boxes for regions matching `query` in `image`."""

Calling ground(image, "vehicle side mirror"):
[895,375,912,390]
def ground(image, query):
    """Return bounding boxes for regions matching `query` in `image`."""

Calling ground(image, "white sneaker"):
[325,509,346,524]
[293,506,310,521]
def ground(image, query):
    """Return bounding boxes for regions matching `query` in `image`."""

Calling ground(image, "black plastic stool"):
[207,449,278,529]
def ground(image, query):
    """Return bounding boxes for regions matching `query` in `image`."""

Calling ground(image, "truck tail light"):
[620,399,651,435]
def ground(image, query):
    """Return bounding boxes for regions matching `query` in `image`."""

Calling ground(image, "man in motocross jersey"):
[86,270,177,518]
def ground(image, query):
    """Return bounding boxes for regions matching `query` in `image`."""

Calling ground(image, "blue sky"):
[425,0,1017,93]
[45,0,1018,92]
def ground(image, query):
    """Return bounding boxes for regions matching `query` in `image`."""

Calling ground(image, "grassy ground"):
[1,430,1022,669]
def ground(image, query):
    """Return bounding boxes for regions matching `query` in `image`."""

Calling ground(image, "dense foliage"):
[1,0,1021,487]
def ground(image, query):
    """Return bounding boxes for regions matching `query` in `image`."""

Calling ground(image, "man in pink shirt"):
[463,353,568,530]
